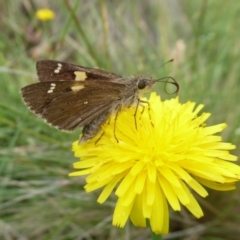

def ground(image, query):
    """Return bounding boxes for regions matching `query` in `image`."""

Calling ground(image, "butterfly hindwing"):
[21,81,77,115]
[21,80,125,131]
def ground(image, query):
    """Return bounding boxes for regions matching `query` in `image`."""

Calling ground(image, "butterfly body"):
[21,60,157,142]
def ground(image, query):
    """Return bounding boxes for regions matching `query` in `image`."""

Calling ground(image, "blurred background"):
[0,1,240,239]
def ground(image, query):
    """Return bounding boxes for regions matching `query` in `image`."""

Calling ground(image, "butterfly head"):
[136,77,155,92]
[136,75,179,95]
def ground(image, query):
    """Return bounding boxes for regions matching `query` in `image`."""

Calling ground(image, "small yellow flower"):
[35,8,55,21]
[70,92,239,234]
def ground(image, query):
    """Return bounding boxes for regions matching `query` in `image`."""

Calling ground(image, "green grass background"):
[1,1,240,239]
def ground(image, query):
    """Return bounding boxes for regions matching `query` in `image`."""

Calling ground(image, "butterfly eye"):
[137,79,146,90]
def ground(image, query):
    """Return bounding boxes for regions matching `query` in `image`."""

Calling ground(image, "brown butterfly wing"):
[36,60,121,82]
[21,80,125,131]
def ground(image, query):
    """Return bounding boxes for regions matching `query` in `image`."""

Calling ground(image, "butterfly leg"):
[113,106,121,143]
[95,131,105,144]
[139,104,145,118]
[134,99,141,130]
[94,107,121,144]
[96,106,121,144]
[139,99,154,127]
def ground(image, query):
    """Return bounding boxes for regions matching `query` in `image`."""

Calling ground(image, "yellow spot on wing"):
[74,71,87,81]
[71,85,84,92]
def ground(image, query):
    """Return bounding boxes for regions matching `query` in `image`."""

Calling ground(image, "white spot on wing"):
[47,83,56,93]
[84,101,88,104]
[54,63,62,74]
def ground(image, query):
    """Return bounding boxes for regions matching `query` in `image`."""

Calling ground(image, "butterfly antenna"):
[132,59,174,78]
[162,58,174,66]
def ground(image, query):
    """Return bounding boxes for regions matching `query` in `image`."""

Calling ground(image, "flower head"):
[70,92,239,234]
[35,8,55,21]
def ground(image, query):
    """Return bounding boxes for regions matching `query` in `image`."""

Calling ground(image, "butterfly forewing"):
[36,60,121,82]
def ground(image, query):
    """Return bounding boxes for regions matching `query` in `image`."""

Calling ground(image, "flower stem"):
[151,231,163,240]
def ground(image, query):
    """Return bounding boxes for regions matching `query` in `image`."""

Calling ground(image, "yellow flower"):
[70,92,239,234]
[35,8,55,21]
